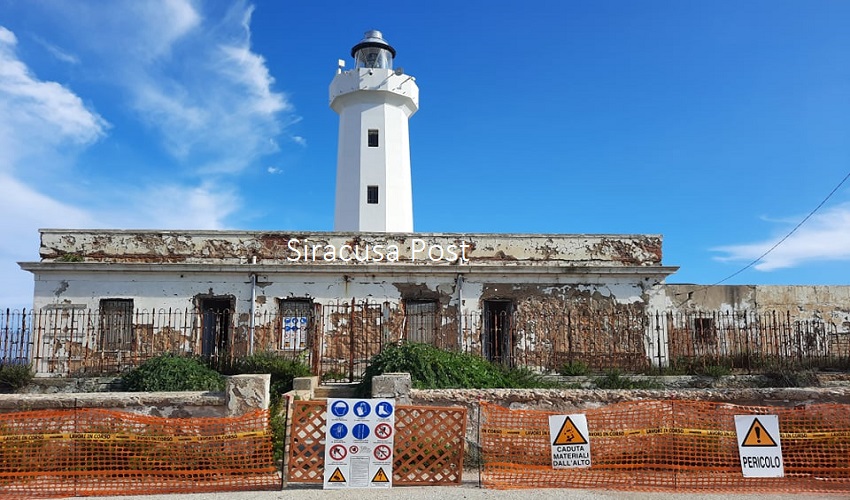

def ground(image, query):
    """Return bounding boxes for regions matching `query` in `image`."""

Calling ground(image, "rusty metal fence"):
[1,309,31,365]
[657,310,850,372]
[480,400,850,493]
[0,408,278,498]
[285,401,466,485]
[2,305,848,377]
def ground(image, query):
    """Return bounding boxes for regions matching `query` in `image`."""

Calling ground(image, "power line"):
[710,169,850,286]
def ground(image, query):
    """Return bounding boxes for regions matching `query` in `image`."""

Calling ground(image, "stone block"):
[371,372,411,405]
[225,374,271,416]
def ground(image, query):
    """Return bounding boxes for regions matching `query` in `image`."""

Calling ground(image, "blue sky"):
[1,0,849,308]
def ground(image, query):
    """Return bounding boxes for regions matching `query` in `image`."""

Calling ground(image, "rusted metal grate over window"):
[286,401,466,486]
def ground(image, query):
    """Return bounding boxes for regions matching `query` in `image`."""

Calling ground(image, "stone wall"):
[0,374,270,418]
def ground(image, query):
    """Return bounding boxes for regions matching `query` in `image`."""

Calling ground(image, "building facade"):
[19,230,675,376]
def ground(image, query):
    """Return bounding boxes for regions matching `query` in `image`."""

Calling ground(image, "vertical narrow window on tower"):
[368,129,379,147]
[367,185,379,204]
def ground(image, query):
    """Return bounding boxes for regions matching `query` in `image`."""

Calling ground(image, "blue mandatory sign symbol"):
[352,423,370,440]
[330,400,349,417]
[329,423,348,440]
[353,401,372,418]
[375,401,394,418]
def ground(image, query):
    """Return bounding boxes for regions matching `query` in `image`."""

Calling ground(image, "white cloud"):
[121,182,240,230]
[32,36,80,65]
[0,25,108,169]
[267,166,282,174]
[292,135,307,147]
[713,202,850,271]
[111,1,291,172]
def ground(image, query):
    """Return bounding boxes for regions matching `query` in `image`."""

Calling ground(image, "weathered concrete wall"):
[664,284,850,331]
[0,374,270,417]
[35,230,665,267]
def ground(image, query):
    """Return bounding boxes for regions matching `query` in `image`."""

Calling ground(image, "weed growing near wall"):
[0,362,34,392]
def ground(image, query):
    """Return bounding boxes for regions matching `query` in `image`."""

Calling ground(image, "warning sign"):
[548,414,592,469]
[328,467,347,483]
[735,415,784,478]
[741,418,778,447]
[372,467,390,483]
[552,416,589,445]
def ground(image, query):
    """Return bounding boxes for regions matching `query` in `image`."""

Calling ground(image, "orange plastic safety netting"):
[0,408,279,498]
[480,400,850,493]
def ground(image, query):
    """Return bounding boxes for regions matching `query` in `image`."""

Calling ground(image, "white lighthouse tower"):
[331,30,419,232]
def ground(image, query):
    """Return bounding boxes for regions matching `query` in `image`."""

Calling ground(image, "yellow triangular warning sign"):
[328,467,347,483]
[371,467,390,483]
[553,416,588,445]
[742,418,778,447]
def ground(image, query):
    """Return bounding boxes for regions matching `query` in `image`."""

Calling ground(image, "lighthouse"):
[331,30,419,232]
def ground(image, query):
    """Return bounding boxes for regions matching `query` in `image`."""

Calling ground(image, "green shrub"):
[558,360,590,376]
[221,351,311,398]
[359,342,553,392]
[121,354,225,392]
[0,362,34,392]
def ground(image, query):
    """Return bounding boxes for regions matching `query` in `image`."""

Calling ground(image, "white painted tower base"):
[330,31,419,233]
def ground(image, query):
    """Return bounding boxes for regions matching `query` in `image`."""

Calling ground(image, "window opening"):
[368,129,379,147]
[367,185,379,204]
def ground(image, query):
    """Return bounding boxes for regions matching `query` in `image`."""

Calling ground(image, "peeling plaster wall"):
[36,230,664,267]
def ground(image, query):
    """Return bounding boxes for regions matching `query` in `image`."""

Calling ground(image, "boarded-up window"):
[99,299,133,350]
[281,299,313,350]
[405,300,438,344]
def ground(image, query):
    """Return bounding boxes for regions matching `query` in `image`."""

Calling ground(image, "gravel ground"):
[89,471,842,500]
[89,487,838,500]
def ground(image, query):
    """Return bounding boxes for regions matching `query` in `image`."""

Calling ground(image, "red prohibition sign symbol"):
[374,444,391,461]
[375,423,393,440]
[329,444,347,461]
[349,445,359,454]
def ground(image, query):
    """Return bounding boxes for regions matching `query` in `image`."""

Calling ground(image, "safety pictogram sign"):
[375,422,393,440]
[548,414,592,469]
[324,398,395,489]
[371,467,390,483]
[735,415,784,478]
[328,444,347,461]
[328,467,347,483]
[552,416,589,445]
[373,444,392,461]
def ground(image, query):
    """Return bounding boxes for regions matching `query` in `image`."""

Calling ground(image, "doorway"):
[199,297,232,359]
[483,300,513,366]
